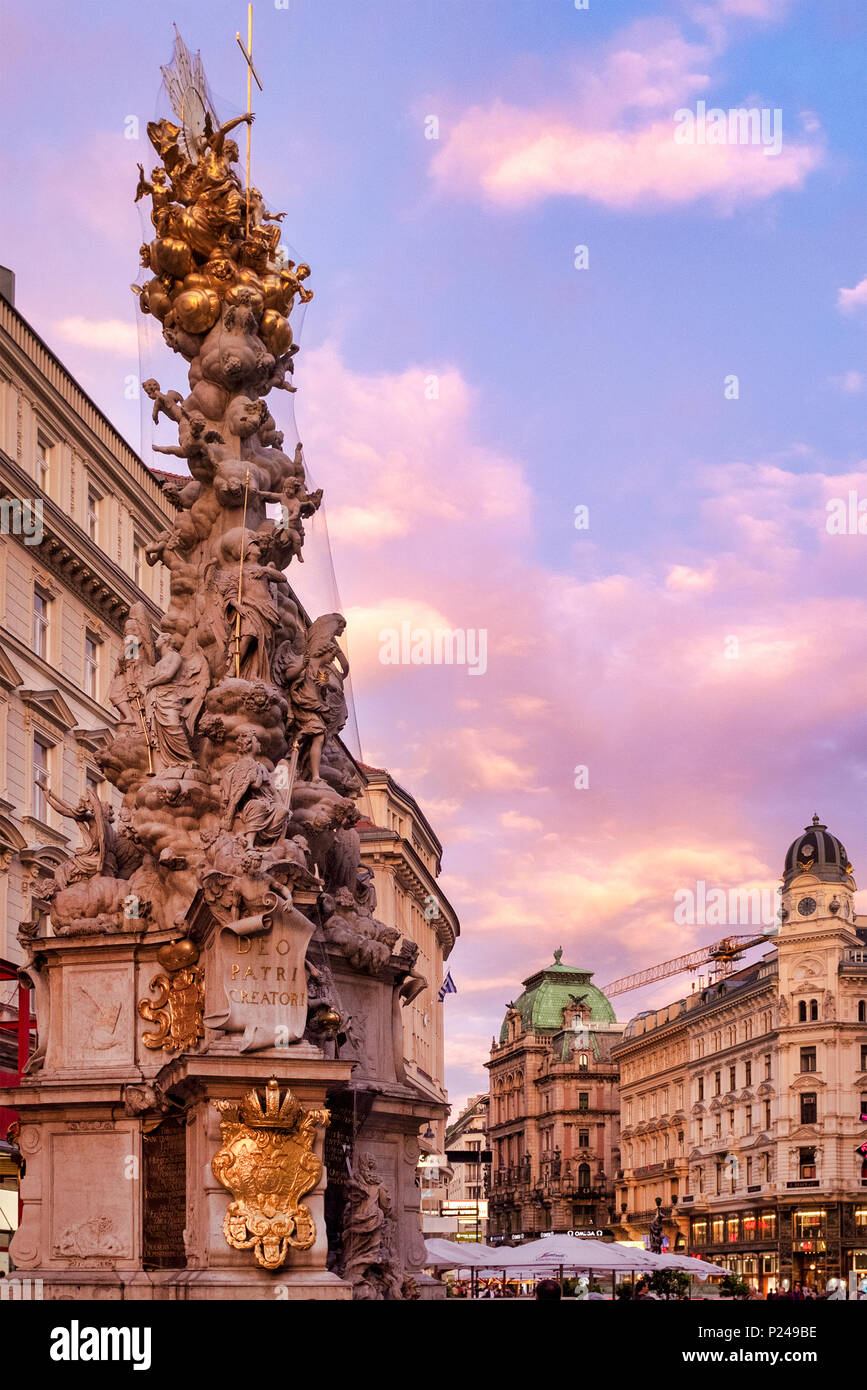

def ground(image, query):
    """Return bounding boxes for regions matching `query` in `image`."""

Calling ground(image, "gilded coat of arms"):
[138,965,205,1051]
[211,1079,329,1269]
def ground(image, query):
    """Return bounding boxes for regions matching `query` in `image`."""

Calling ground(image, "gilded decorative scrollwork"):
[138,961,204,1051]
[211,1078,329,1269]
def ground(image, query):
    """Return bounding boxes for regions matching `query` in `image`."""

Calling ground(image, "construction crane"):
[600,933,775,999]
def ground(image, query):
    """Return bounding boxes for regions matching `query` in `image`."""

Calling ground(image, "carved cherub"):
[142,377,185,425]
[282,260,314,314]
[153,410,223,482]
[134,165,173,230]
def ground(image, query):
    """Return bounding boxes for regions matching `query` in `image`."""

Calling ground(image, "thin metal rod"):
[234,468,251,677]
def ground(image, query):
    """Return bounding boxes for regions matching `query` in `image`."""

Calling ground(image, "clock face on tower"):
[797,897,817,917]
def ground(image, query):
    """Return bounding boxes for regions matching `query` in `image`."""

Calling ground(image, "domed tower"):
[486,949,622,1241]
[780,814,856,933]
[773,814,866,1265]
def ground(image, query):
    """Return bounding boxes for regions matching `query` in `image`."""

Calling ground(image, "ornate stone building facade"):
[613,818,867,1292]
[0,271,175,973]
[356,762,459,1145]
[486,951,622,1240]
[443,1093,489,1239]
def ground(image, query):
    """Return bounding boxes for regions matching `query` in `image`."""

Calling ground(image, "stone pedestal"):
[2,926,356,1300]
[323,953,447,1297]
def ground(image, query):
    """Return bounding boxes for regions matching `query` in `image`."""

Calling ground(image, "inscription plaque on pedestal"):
[142,1116,187,1269]
[203,902,314,1051]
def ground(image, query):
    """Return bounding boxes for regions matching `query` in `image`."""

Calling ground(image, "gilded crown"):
[238,1078,302,1130]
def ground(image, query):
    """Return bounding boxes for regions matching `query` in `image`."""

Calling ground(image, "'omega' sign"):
[541,1228,608,1239]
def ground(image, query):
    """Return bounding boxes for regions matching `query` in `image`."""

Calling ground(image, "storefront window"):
[712,1217,724,1244]
[742,1214,757,1242]
[692,1219,708,1246]
[793,1210,826,1246]
[727,1217,740,1243]
[759,1212,776,1240]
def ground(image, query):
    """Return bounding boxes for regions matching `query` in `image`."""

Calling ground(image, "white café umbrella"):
[495,1235,655,1271]
[423,1238,489,1269]
[656,1252,724,1280]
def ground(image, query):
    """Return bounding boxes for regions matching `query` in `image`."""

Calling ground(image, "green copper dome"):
[499,948,616,1043]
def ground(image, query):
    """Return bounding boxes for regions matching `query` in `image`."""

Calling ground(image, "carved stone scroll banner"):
[211,1080,329,1269]
[203,901,313,1051]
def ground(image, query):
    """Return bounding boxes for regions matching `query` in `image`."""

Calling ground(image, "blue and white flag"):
[438,971,457,1002]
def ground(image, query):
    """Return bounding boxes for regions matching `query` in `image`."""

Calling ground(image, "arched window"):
[578,1052,588,1070]
[858,1000,866,1023]
[810,999,819,1022]
[798,1001,807,1023]
[577,1162,591,1189]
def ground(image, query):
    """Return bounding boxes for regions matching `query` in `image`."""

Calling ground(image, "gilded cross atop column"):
[235,3,263,234]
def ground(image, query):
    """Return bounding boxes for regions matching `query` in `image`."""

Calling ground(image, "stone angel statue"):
[283,614,350,782]
[42,786,119,890]
[107,603,155,726]
[142,632,196,771]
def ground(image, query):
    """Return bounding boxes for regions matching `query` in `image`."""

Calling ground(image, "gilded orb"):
[150,235,194,280]
[261,273,286,313]
[156,938,201,971]
[172,286,221,334]
[226,280,264,320]
[260,309,293,358]
[139,277,172,322]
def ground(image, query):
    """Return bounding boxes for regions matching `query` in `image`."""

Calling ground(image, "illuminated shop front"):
[692,1203,867,1291]
[691,1210,779,1293]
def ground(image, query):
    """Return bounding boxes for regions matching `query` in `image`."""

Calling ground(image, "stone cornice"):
[0,451,164,634]
[360,765,444,864]
[0,297,172,523]
[359,835,458,955]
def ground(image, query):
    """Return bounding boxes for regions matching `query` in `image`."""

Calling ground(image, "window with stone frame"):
[33,583,51,659]
[32,734,52,821]
[37,437,50,493]
[86,482,101,542]
[800,1046,817,1073]
[798,1147,817,1180]
[133,533,145,588]
[84,629,101,699]
[800,1093,817,1125]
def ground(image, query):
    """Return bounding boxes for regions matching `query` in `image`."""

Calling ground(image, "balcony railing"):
[626,1206,674,1222]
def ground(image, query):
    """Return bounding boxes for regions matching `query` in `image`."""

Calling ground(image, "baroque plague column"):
[0,32,439,1300]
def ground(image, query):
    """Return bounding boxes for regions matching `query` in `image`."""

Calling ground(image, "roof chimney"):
[0,267,15,306]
